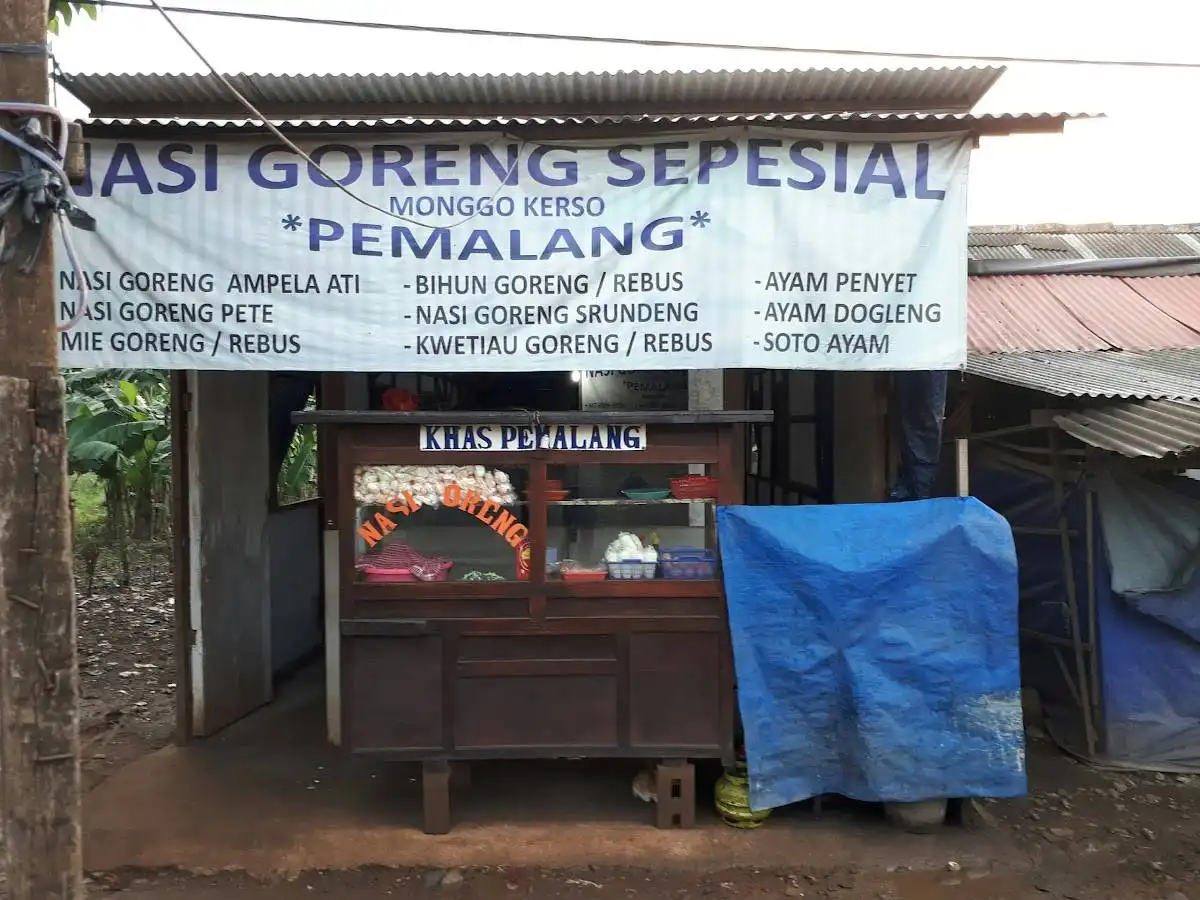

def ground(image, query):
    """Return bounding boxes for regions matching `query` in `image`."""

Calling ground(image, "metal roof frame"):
[56,66,1006,120]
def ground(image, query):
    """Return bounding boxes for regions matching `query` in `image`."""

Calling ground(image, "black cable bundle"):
[0,115,94,274]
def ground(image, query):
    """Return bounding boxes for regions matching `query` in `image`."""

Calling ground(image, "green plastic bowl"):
[622,488,671,500]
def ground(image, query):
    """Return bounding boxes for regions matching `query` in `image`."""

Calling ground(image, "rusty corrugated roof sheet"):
[1054,400,1200,459]
[1037,276,1200,351]
[57,67,1006,119]
[75,111,1087,137]
[966,274,1200,407]
[1121,277,1200,333]
[968,276,1113,353]
[967,274,1200,353]
[964,350,1200,401]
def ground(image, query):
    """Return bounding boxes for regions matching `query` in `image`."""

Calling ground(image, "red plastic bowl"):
[361,566,417,583]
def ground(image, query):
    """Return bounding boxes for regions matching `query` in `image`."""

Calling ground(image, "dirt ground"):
[77,544,178,790]
[40,546,1200,898]
[81,864,1122,900]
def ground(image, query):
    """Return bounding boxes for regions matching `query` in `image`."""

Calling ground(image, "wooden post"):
[0,0,84,896]
[955,438,970,497]
[1048,427,1096,757]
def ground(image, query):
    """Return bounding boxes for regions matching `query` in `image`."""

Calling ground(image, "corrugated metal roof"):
[57,67,1005,119]
[968,232,1079,261]
[964,350,1200,401]
[1123,277,1200,332]
[968,244,1031,261]
[968,276,1114,353]
[1082,233,1199,259]
[1038,276,1200,351]
[1054,400,1200,459]
[968,225,1200,262]
[967,274,1200,353]
[75,111,1087,137]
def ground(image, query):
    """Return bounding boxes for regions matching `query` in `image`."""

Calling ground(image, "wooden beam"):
[0,377,82,900]
[168,372,193,746]
[955,438,970,497]
[0,0,84,894]
[1049,427,1097,757]
[294,409,776,425]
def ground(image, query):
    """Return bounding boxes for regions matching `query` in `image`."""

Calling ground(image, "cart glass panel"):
[352,463,531,583]
[545,463,718,582]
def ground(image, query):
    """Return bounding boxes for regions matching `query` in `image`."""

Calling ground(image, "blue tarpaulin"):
[973,462,1200,772]
[717,498,1026,811]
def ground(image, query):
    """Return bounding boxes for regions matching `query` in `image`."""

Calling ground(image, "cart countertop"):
[293,410,775,425]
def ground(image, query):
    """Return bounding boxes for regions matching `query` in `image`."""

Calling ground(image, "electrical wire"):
[0,103,90,331]
[89,0,1200,70]
[144,0,524,231]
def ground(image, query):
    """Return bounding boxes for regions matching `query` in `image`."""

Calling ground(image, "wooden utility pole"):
[0,0,84,897]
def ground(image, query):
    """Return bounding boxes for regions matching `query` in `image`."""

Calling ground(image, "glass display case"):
[349,457,722,587]
[545,463,718,583]
[304,409,773,836]
[352,463,530,582]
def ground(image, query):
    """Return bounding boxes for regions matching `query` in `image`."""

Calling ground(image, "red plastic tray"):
[357,542,453,582]
[670,476,718,500]
[361,566,418,583]
[560,568,608,582]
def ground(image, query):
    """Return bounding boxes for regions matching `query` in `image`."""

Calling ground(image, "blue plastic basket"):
[659,547,718,580]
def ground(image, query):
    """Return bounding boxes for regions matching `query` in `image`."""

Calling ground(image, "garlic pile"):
[354,465,517,508]
[604,532,658,564]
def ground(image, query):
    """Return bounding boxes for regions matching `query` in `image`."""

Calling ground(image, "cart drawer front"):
[345,634,443,751]
[456,675,618,748]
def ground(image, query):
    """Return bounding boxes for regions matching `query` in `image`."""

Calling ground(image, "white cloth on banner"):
[56,129,971,372]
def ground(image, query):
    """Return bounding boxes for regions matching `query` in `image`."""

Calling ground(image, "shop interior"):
[190,367,853,746]
[259,367,841,678]
[269,369,835,588]
[347,370,723,584]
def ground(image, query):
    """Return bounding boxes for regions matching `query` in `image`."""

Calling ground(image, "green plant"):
[48,1,97,33]
[74,518,106,596]
[64,368,171,582]
[278,417,319,505]
[69,472,106,529]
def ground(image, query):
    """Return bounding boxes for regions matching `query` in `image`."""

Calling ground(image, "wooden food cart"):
[298,409,772,833]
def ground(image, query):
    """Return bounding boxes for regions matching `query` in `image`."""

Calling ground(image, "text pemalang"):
[75,137,953,201]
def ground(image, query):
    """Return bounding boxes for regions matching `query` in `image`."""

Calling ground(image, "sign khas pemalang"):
[55,129,971,372]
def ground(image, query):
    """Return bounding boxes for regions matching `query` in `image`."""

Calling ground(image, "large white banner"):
[55,129,970,371]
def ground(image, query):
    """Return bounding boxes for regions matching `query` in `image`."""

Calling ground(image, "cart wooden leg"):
[422,760,452,835]
[655,758,696,829]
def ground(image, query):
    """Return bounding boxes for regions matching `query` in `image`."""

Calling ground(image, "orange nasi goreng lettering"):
[357,481,528,549]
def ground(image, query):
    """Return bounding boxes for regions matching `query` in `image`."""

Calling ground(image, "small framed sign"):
[419,424,647,452]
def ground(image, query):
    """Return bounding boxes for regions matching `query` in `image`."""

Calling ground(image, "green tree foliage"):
[48,1,97,33]
[278,420,319,505]
[65,368,170,581]
[64,369,321,575]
